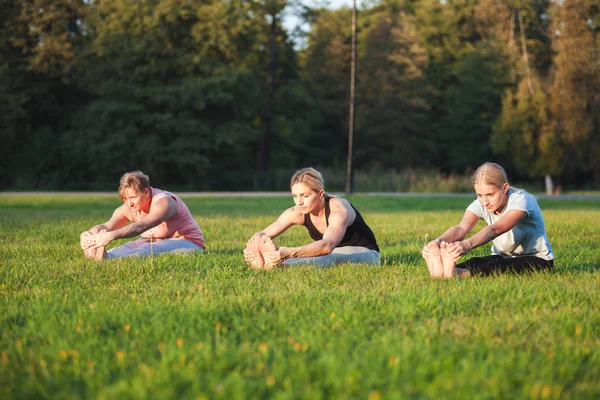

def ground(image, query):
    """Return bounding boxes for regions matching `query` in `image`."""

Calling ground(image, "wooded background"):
[0,0,598,191]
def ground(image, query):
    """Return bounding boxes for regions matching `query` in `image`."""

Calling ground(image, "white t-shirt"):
[466,188,554,260]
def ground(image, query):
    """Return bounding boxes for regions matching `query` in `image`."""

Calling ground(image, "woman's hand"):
[262,249,283,270]
[453,241,472,256]
[80,231,95,249]
[90,230,113,249]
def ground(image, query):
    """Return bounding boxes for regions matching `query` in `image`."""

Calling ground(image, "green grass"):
[1,195,599,399]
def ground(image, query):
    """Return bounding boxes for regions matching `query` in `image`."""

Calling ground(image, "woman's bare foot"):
[83,247,97,260]
[244,236,265,269]
[422,242,444,278]
[260,236,281,270]
[94,246,107,261]
[440,242,462,279]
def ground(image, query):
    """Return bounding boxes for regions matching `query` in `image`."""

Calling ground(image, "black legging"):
[456,255,554,276]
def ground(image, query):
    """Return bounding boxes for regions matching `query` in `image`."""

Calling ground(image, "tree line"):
[0,0,598,191]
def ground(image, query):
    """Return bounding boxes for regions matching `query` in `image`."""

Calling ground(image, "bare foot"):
[422,242,443,278]
[259,236,281,270]
[94,246,107,261]
[440,242,462,279]
[81,231,96,259]
[83,247,97,260]
[244,236,265,269]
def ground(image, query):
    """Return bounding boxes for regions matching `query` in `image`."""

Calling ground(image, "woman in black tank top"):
[243,168,380,270]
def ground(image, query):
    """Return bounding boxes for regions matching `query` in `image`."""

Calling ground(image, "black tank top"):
[303,197,379,252]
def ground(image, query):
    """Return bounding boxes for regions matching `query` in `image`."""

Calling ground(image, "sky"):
[283,0,358,37]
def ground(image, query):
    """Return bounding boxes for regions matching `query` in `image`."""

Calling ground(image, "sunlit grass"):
[1,195,599,399]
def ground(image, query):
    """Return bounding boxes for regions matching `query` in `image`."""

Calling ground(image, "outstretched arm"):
[277,200,350,259]
[453,210,527,255]
[90,197,179,248]
[422,211,478,259]
[80,206,131,249]
[251,207,304,240]
[426,211,479,247]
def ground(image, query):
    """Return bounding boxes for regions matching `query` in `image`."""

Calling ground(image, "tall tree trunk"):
[259,12,278,173]
[508,8,515,46]
[345,0,357,195]
[518,9,534,96]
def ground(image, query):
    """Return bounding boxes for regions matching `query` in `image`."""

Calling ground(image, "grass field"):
[1,194,599,399]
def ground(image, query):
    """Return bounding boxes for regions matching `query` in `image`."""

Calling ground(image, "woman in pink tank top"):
[80,171,205,260]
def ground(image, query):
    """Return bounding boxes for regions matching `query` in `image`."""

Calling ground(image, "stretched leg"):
[440,241,462,279]
[243,235,265,269]
[145,238,203,255]
[282,247,379,268]
[106,239,149,259]
[283,254,334,267]
[422,242,443,278]
[327,247,380,266]
[107,238,202,259]
[457,255,553,277]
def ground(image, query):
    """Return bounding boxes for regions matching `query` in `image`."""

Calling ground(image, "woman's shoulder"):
[329,196,352,211]
[281,205,305,222]
[151,187,178,204]
[506,188,540,214]
[508,188,536,205]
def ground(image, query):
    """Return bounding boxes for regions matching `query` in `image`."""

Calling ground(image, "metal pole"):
[345,0,357,195]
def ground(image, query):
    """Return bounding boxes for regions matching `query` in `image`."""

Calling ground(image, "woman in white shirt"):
[422,162,554,278]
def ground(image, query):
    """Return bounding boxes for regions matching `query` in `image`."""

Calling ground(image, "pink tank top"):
[137,188,205,249]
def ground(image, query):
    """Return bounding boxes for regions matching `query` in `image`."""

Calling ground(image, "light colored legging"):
[283,246,380,267]
[107,238,203,259]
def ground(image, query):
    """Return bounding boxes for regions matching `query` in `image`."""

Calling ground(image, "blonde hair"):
[290,167,325,193]
[118,170,150,199]
[472,162,509,188]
